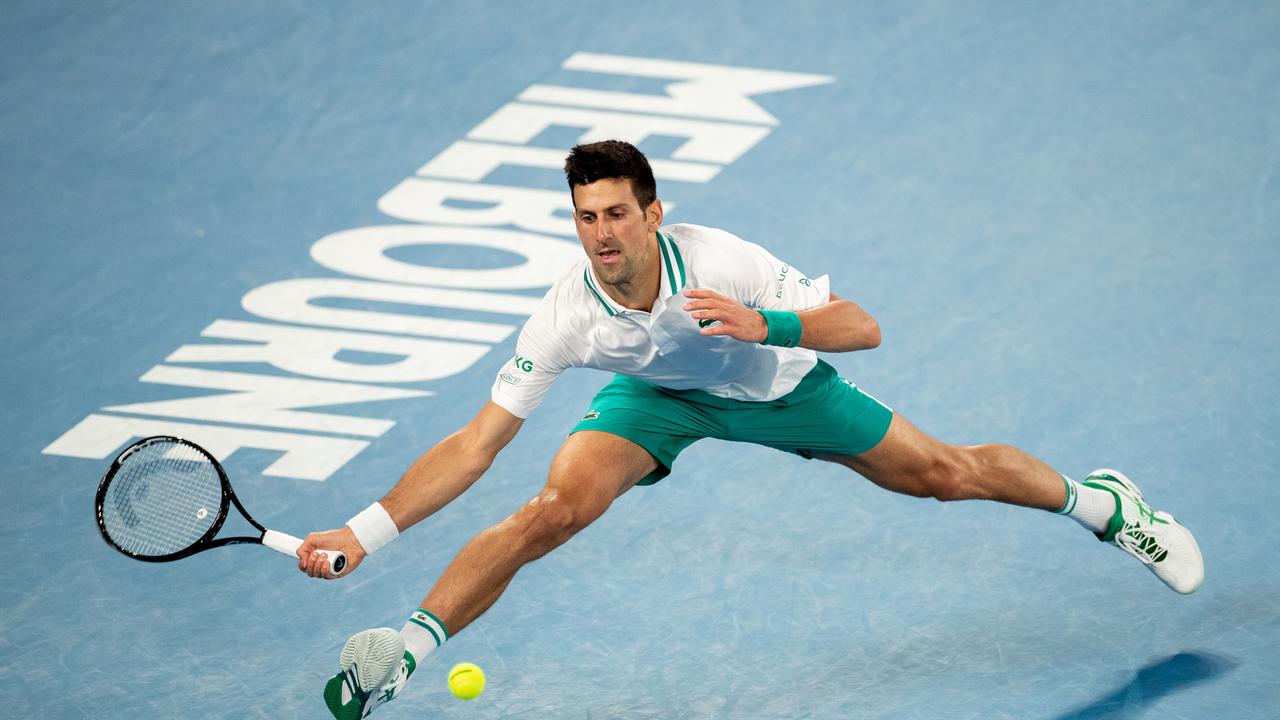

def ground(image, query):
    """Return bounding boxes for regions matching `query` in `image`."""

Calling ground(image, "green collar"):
[656,231,687,297]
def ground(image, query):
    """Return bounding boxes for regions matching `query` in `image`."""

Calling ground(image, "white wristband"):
[346,502,399,555]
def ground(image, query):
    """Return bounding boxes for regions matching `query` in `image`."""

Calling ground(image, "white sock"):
[1053,475,1116,534]
[400,608,449,667]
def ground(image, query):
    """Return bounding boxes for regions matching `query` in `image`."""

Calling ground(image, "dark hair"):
[563,140,657,209]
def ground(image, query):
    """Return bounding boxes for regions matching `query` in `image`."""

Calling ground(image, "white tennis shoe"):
[323,628,414,719]
[1083,469,1204,594]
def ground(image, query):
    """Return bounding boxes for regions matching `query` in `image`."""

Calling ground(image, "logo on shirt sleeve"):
[513,355,535,372]
[774,265,790,298]
[774,265,812,298]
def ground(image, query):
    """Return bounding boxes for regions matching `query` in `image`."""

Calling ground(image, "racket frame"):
[95,435,285,562]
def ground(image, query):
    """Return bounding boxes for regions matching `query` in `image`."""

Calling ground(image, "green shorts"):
[569,360,893,486]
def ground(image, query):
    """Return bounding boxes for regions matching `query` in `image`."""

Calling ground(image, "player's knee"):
[919,450,979,502]
[517,489,589,554]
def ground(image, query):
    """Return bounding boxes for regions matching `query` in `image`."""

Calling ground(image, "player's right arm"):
[298,281,578,579]
[296,400,524,579]
[378,397,524,527]
[380,400,523,529]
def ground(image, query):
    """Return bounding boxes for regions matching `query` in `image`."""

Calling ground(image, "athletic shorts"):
[569,360,893,486]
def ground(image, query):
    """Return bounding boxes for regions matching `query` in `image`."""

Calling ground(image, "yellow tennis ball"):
[448,662,485,700]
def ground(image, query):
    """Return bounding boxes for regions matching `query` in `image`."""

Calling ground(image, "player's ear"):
[647,198,663,230]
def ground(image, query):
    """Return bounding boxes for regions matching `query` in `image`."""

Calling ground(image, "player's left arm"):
[683,288,881,353]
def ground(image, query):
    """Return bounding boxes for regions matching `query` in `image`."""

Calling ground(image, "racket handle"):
[262,530,348,575]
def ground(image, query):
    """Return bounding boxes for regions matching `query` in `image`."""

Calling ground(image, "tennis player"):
[300,140,1203,719]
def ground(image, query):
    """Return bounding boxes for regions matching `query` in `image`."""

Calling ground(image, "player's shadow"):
[1051,651,1238,720]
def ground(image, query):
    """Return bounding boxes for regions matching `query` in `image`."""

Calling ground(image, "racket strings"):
[100,440,224,557]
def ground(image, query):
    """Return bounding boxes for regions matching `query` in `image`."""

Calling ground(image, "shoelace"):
[1132,496,1159,525]
[1117,522,1169,564]
[367,659,410,714]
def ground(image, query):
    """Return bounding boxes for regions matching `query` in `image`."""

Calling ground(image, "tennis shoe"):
[323,628,416,719]
[1083,469,1204,594]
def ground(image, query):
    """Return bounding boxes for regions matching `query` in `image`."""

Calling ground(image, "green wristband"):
[758,310,803,348]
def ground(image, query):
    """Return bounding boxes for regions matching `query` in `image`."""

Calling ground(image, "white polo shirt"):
[490,223,831,418]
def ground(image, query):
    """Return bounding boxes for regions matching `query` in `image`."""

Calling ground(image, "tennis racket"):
[95,435,346,574]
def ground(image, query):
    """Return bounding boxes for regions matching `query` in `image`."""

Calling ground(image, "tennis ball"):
[448,662,485,700]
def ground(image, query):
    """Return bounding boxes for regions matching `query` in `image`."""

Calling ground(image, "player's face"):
[572,178,663,290]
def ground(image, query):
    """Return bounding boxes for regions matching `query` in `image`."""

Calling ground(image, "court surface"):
[3,2,1278,718]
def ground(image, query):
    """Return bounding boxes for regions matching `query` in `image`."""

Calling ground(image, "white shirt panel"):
[490,223,830,418]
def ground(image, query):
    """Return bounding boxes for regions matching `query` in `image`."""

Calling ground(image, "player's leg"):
[739,361,1073,510]
[817,413,1068,508]
[734,361,1202,595]
[818,413,1203,594]
[419,429,657,634]
[324,430,657,719]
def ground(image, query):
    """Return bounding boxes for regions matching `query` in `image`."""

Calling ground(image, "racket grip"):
[262,530,348,575]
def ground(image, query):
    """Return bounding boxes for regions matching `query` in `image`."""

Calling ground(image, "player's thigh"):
[543,429,659,519]
[815,413,960,497]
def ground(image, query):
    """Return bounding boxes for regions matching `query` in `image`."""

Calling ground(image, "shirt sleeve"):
[489,304,574,419]
[726,238,830,312]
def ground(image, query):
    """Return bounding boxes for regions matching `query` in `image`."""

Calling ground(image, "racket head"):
[95,436,232,562]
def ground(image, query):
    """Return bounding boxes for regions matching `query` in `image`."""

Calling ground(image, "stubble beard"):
[596,254,638,292]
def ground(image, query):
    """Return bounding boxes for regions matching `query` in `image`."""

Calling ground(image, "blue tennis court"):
[4,2,1277,718]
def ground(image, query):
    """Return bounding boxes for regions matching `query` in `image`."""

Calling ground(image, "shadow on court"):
[1051,651,1239,720]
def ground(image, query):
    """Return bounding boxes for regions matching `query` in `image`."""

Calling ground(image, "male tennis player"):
[300,140,1203,719]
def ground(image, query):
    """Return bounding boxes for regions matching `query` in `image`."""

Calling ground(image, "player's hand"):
[297,526,366,579]
[683,288,768,343]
